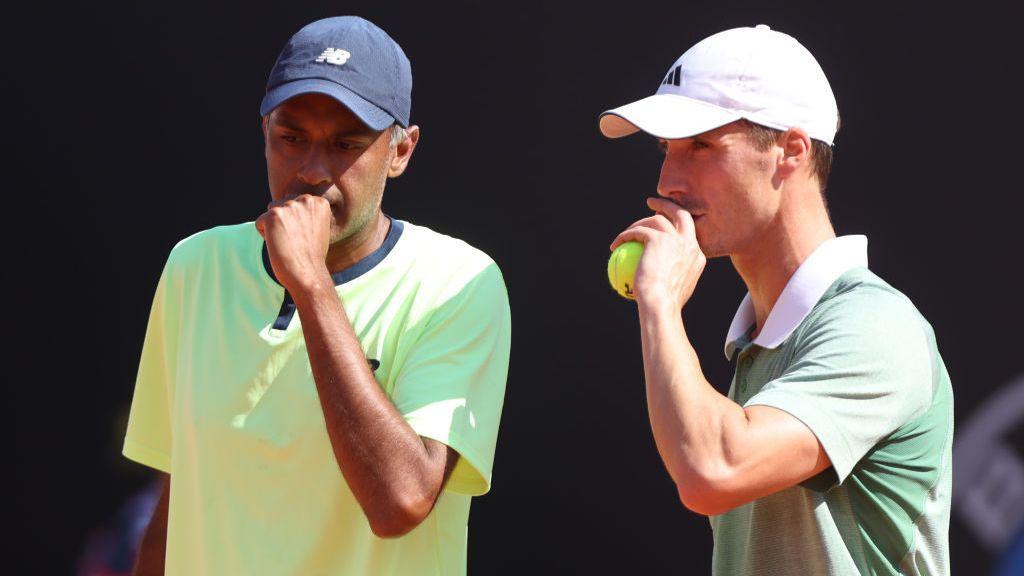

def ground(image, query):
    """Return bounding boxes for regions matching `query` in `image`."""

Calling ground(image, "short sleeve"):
[392,262,511,496]
[122,263,177,474]
[744,292,933,488]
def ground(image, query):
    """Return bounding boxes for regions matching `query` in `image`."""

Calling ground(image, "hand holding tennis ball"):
[608,198,707,307]
[607,241,644,300]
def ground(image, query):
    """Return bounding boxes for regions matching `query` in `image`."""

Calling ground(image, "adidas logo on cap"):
[661,65,681,87]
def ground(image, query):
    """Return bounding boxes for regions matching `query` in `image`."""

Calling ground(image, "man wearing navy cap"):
[124,17,511,575]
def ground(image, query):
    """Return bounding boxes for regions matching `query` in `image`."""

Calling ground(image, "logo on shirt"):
[315,48,351,66]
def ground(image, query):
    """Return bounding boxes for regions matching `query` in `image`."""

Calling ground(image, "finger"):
[267,193,311,210]
[647,197,695,233]
[610,216,673,251]
[610,225,659,251]
[625,214,675,234]
[298,193,328,204]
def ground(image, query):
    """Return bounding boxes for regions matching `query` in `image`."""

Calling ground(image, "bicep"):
[146,473,170,536]
[742,405,832,482]
[133,474,170,576]
[704,406,831,513]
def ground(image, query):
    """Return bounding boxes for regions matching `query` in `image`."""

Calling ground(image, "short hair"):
[739,119,838,196]
[389,124,408,148]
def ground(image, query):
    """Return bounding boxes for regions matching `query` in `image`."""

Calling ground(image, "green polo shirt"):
[123,218,511,576]
[711,263,953,575]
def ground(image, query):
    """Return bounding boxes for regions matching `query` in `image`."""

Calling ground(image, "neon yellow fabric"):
[123,219,511,575]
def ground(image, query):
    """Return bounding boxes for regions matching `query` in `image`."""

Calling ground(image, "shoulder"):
[803,267,931,342]
[792,267,937,399]
[398,221,497,270]
[396,220,505,289]
[164,222,257,271]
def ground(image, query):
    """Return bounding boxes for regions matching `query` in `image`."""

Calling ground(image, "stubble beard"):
[328,154,391,246]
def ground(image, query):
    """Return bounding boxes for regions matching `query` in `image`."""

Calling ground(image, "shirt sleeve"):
[743,291,934,489]
[122,261,177,474]
[391,261,511,496]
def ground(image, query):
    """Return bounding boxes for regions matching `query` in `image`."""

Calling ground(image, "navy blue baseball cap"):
[259,16,412,130]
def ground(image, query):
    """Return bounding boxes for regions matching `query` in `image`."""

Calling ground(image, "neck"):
[324,211,390,274]
[730,186,835,337]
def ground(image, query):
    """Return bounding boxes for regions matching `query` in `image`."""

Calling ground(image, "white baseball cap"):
[599,25,839,145]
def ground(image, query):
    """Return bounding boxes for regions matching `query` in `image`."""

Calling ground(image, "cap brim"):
[599,94,742,139]
[259,78,396,131]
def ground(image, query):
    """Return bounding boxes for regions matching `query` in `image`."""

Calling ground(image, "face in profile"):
[262,93,396,244]
[656,121,781,258]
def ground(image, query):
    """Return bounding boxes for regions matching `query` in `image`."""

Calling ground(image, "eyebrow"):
[272,114,379,140]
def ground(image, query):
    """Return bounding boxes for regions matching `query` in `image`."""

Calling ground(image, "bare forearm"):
[619,199,829,515]
[638,301,748,491]
[292,277,446,535]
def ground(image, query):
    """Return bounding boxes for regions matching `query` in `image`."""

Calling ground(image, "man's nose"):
[296,147,332,186]
[656,155,683,199]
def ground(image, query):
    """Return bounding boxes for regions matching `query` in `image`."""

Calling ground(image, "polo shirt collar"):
[723,235,868,360]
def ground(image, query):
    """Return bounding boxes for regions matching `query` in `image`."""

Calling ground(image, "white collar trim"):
[724,235,869,360]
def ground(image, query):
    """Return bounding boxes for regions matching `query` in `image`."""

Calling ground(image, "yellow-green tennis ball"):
[607,241,644,300]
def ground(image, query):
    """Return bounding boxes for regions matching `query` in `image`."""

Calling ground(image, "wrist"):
[636,291,679,319]
[287,267,335,300]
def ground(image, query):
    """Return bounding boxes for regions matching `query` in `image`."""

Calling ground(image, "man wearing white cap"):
[603,26,952,575]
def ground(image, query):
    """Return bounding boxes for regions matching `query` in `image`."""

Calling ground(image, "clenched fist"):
[255,194,333,293]
[610,197,707,312]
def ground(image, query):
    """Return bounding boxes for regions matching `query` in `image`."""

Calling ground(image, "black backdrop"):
[19,1,1023,574]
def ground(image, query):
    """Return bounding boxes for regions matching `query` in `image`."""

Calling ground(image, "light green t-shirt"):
[123,218,511,576]
[712,268,953,576]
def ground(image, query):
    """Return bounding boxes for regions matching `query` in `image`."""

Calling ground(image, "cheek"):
[265,144,297,180]
[264,155,287,198]
[347,148,392,191]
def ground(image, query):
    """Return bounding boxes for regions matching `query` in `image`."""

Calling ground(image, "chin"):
[696,236,728,259]
[693,231,713,256]
[328,221,351,244]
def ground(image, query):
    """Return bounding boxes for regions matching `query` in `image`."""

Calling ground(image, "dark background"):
[20,0,1023,574]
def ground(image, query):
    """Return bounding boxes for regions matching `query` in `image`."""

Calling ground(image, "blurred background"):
[17,0,1022,573]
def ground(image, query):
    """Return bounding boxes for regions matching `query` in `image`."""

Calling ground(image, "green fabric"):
[710,267,952,576]
[123,220,511,576]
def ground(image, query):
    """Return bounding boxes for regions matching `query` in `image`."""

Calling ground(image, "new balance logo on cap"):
[315,48,351,66]
[662,65,681,87]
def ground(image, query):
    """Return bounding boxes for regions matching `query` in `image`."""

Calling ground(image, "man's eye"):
[335,141,361,150]
[281,134,302,143]
[692,139,710,150]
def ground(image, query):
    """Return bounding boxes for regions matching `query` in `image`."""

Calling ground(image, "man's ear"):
[388,125,420,178]
[776,127,812,180]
